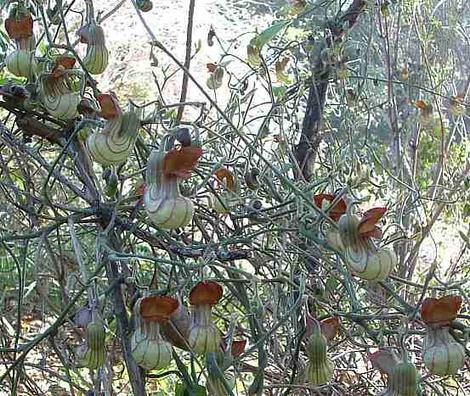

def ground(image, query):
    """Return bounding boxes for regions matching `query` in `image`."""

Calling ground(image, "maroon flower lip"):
[140,295,179,322]
[5,15,34,40]
[221,337,247,357]
[313,193,347,221]
[215,168,236,191]
[162,146,203,179]
[97,93,122,120]
[189,281,223,306]
[320,317,340,340]
[420,295,462,326]
[358,207,387,239]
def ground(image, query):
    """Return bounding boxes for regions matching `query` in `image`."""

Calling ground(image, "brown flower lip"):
[51,56,77,79]
[162,146,203,179]
[189,280,223,306]
[140,295,179,322]
[56,55,76,70]
[369,348,399,376]
[357,206,387,239]
[97,93,121,120]
[5,15,33,40]
[221,337,247,357]
[320,317,340,341]
[215,168,236,191]
[420,295,462,327]
[313,193,347,221]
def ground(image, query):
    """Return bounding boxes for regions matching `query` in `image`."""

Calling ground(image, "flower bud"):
[85,314,106,351]
[76,342,106,369]
[303,331,334,385]
[387,361,418,396]
[78,22,108,75]
[371,350,419,396]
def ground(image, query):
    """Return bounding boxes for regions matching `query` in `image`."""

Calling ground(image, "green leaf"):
[250,20,289,50]
[272,85,287,101]
[10,170,26,191]
[175,383,207,396]
[459,231,469,246]
[326,276,339,292]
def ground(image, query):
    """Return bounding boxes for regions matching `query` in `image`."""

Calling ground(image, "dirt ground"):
[96,0,275,108]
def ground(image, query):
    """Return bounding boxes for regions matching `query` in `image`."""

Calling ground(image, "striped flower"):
[144,136,202,229]
[39,56,83,120]
[187,281,222,355]
[86,93,140,166]
[77,22,109,75]
[421,295,465,376]
[337,207,396,281]
[131,295,179,370]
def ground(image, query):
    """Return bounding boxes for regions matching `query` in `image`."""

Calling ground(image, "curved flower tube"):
[314,193,347,250]
[205,338,246,395]
[86,94,140,166]
[337,207,396,281]
[370,349,419,396]
[207,368,236,396]
[39,57,85,120]
[85,311,106,351]
[188,281,223,355]
[77,22,108,75]
[160,303,191,350]
[144,141,202,229]
[386,361,418,396]
[76,309,107,369]
[420,295,465,376]
[131,295,179,370]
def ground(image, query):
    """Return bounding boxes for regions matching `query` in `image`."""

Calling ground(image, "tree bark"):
[294,0,367,180]
[104,233,147,396]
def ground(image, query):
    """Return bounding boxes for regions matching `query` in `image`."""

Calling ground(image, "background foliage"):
[0,0,469,395]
